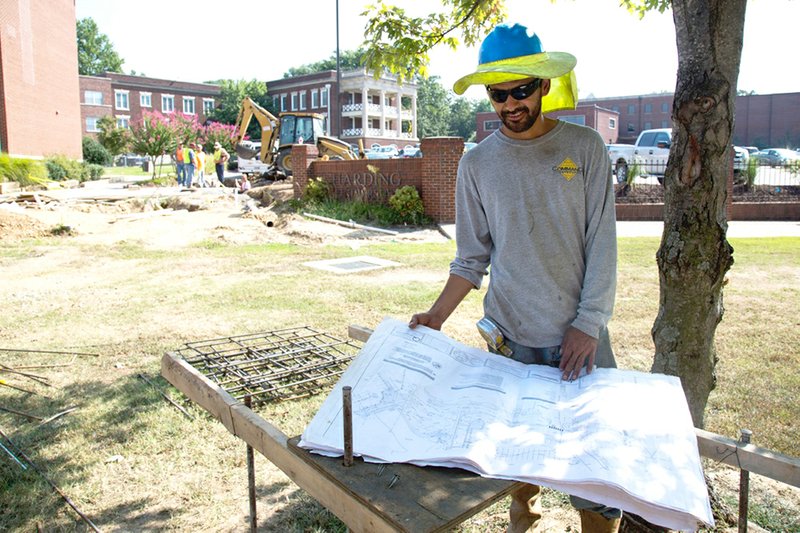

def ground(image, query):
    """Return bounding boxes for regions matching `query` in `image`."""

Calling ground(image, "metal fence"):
[617,159,800,188]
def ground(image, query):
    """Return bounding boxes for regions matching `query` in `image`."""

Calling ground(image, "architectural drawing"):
[300,318,713,530]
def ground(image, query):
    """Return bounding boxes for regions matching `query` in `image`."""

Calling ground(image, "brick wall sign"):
[293,137,463,223]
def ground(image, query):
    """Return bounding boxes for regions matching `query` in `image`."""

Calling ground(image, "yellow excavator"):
[232,97,358,177]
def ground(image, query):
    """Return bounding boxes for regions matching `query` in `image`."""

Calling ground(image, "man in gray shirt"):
[409,23,620,533]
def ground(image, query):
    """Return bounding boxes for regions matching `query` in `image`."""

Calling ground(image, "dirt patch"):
[0,208,53,240]
[0,181,448,249]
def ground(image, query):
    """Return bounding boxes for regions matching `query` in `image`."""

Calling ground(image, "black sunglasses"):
[486,79,543,103]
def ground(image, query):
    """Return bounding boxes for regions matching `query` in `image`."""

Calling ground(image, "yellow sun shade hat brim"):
[453,24,579,113]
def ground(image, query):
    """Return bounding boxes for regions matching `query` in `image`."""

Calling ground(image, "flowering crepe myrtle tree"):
[129,112,177,179]
[200,122,238,153]
[363,0,747,428]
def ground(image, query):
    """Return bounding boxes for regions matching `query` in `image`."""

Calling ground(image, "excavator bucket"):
[235,142,259,160]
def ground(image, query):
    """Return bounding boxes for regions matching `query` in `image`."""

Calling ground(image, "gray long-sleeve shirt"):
[450,121,617,347]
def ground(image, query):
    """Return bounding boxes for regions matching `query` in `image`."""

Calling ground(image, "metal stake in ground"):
[739,428,753,533]
[244,395,257,533]
[342,386,353,467]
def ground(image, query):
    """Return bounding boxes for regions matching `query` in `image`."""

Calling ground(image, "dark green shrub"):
[0,154,47,186]
[85,163,105,180]
[82,136,113,165]
[389,185,425,224]
[45,155,89,182]
[304,177,331,203]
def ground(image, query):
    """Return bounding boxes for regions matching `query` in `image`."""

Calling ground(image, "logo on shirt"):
[553,158,581,181]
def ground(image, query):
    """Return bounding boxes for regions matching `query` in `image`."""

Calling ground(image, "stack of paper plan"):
[300,318,714,531]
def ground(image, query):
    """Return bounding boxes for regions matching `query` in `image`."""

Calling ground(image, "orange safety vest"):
[176,147,184,163]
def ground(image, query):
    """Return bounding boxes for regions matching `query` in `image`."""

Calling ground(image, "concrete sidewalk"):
[439,221,800,240]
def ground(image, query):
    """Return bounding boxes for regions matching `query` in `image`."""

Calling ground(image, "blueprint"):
[299,318,713,531]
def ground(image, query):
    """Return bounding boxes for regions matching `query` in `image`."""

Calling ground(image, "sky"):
[75,0,799,101]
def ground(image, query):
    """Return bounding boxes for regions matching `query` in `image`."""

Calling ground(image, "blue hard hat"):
[479,24,544,65]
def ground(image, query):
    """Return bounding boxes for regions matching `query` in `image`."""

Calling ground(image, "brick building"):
[266,69,418,149]
[0,0,82,159]
[79,73,221,138]
[476,104,620,143]
[475,92,800,148]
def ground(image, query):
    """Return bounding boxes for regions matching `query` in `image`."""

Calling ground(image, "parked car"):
[606,128,672,184]
[115,153,150,167]
[399,146,422,158]
[733,146,749,172]
[752,148,800,166]
[365,145,400,159]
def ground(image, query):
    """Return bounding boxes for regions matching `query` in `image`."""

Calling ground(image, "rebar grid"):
[173,326,361,406]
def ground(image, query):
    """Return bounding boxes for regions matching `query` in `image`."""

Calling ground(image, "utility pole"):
[336,0,341,137]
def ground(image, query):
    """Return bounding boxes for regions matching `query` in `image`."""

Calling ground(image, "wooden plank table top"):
[287,436,520,532]
[161,351,522,532]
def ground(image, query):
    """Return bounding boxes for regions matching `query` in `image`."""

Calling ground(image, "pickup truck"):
[608,128,672,184]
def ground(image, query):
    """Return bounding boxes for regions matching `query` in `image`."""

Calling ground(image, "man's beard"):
[500,103,541,133]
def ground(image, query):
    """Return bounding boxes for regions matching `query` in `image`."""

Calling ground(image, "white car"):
[365,145,400,159]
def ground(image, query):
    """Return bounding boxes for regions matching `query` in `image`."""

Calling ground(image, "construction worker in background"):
[213,142,229,186]
[175,142,185,185]
[183,142,196,188]
[195,143,207,187]
[408,23,620,533]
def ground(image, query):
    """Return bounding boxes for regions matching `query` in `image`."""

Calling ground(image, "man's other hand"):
[559,326,598,381]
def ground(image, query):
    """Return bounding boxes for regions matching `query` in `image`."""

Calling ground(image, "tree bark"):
[652,0,745,427]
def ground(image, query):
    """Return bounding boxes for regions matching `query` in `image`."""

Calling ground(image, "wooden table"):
[161,352,521,532]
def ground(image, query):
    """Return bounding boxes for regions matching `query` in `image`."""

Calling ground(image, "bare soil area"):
[0,182,448,249]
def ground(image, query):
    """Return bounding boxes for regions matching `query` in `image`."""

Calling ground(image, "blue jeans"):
[184,164,195,187]
[176,162,185,184]
[488,330,622,520]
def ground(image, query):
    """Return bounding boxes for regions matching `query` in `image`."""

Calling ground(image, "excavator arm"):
[232,97,280,166]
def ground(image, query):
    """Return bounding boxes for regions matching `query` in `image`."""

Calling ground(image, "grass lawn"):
[0,234,797,531]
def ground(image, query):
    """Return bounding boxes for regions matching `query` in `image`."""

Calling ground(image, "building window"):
[627,123,635,133]
[115,90,129,110]
[321,87,329,107]
[609,118,616,129]
[311,89,319,108]
[140,92,152,107]
[560,115,586,125]
[116,115,130,129]
[611,105,620,113]
[280,94,287,112]
[644,121,652,129]
[85,90,103,105]
[484,119,501,131]
[644,103,652,114]
[661,102,669,113]
[291,92,298,111]
[299,91,307,110]
[627,104,635,114]
[203,98,214,114]
[183,97,196,115]
[162,95,175,113]
[86,117,100,132]
[661,120,670,128]
[272,95,279,109]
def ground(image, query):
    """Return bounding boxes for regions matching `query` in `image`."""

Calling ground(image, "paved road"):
[440,221,800,239]
[615,220,800,238]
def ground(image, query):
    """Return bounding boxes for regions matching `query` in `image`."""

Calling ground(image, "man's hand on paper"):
[409,312,445,330]
[559,326,598,381]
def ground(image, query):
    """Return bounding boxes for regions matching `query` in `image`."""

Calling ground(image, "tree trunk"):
[651,0,745,427]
